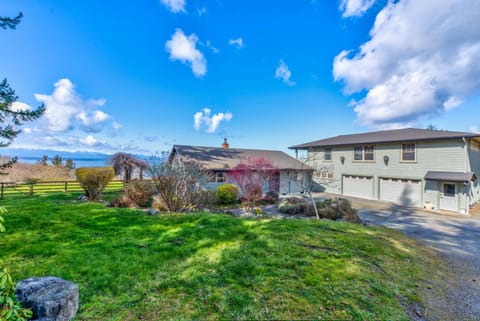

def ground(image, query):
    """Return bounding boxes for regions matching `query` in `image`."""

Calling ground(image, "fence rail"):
[0,179,127,199]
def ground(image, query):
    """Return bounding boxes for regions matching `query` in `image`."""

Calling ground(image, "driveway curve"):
[356,202,480,321]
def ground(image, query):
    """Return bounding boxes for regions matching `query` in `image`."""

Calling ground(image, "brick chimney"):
[222,138,229,149]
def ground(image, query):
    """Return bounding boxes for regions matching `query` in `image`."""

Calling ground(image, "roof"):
[171,145,312,171]
[424,171,477,183]
[289,128,480,149]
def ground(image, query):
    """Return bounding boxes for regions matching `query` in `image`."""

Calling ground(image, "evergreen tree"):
[64,158,76,170]
[51,154,63,166]
[0,13,45,172]
[37,155,48,166]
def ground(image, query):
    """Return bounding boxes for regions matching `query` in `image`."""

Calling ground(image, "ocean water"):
[17,156,110,168]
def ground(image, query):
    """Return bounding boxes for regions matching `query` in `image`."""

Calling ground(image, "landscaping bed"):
[1,193,441,320]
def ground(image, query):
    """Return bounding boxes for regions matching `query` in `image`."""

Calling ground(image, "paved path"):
[354,200,480,321]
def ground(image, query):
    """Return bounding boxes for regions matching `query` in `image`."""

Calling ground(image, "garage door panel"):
[342,175,373,199]
[380,178,421,207]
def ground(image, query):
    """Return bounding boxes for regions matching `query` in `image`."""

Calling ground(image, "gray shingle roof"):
[289,128,480,149]
[172,145,311,171]
[424,171,476,182]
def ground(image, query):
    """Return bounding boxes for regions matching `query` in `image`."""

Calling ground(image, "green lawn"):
[1,193,437,320]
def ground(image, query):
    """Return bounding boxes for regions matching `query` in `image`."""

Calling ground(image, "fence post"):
[29,183,34,197]
[0,183,3,199]
[64,181,68,193]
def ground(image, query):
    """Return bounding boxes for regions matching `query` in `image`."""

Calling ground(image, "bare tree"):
[288,154,320,219]
[147,153,211,212]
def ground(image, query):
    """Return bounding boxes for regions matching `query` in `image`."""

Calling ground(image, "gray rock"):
[147,208,158,215]
[15,276,78,321]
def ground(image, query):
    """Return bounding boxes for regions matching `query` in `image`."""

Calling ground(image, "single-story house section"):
[289,128,480,214]
[169,139,313,194]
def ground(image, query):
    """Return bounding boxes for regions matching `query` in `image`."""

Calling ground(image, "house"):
[170,139,312,194]
[289,128,480,214]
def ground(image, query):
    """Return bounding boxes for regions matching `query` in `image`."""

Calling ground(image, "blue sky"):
[1,0,479,156]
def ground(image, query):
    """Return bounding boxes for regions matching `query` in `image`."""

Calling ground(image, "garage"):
[342,175,373,199]
[380,178,422,207]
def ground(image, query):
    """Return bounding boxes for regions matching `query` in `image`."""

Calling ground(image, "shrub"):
[264,191,279,203]
[75,167,114,201]
[196,190,218,209]
[305,198,361,223]
[253,207,262,215]
[278,197,307,214]
[111,194,136,208]
[216,184,238,205]
[124,180,154,207]
[152,194,169,212]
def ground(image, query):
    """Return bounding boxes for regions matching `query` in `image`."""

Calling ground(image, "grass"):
[1,193,438,320]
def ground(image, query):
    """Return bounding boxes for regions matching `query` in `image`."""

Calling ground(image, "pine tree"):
[0,13,45,172]
[51,154,63,166]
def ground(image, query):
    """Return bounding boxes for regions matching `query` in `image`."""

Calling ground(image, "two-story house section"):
[290,128,480,214]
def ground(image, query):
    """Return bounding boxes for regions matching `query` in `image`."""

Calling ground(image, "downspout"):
[463,137,470,215]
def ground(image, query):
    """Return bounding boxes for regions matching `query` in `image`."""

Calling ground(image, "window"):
[401,143,416,161]
[324,148,332,161]
[354,147,363,161]
[209,172,226,183]
[354,145,375,161]
[443,183,455,196]
[364,145,374,160]
[216,172,226,183]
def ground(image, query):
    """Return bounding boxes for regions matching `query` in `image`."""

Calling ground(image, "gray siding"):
[468,140,480,207]
[308,139,477,213]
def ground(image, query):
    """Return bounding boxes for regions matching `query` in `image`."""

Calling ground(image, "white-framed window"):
[354,145,375,161]
[324,148,332,161]
[314,171,333,180]
[208,172,226,183]
[216,172,226,183]
[401,143,416,161]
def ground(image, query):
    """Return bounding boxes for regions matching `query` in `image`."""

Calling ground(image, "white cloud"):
[205,40,219,54]
[228,37,244,49]
[339,0,375,17]
[35,79,81,132]
[166,29,207,77]
[197,7,207,16]
[160,0,186,13]
[10,102,32,112]
[469,125,479,133]
[193,108,233,133]
[333,0,480,128]
[112,121,122,130]
[81,135,98,146]
[34,78,115,133]
[275,60,295,86]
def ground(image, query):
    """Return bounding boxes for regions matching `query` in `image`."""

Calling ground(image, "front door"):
[439,183,458,212]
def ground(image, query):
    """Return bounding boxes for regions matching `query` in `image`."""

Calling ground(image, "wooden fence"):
[0,179,126,199]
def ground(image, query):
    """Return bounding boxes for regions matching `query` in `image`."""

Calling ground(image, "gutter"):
[462,137,470,215]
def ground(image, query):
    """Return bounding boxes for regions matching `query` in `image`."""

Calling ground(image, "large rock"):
[15,276,78,321]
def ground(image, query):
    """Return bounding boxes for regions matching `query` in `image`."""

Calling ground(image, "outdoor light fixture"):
[340,156,345,165]
[383,155,389,166]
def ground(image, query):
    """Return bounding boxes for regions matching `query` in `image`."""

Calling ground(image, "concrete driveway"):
[341,196,480,321]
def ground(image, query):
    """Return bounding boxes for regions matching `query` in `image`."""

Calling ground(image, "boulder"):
[15,276,78,321]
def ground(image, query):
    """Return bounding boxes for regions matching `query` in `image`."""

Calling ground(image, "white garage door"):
[380,178,422,207]
[342,175,373,199]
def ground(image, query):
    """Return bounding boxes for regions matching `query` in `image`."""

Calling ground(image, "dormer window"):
[401,143,416,162]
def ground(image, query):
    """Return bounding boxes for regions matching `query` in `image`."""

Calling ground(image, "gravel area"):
[354,200,480,321]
